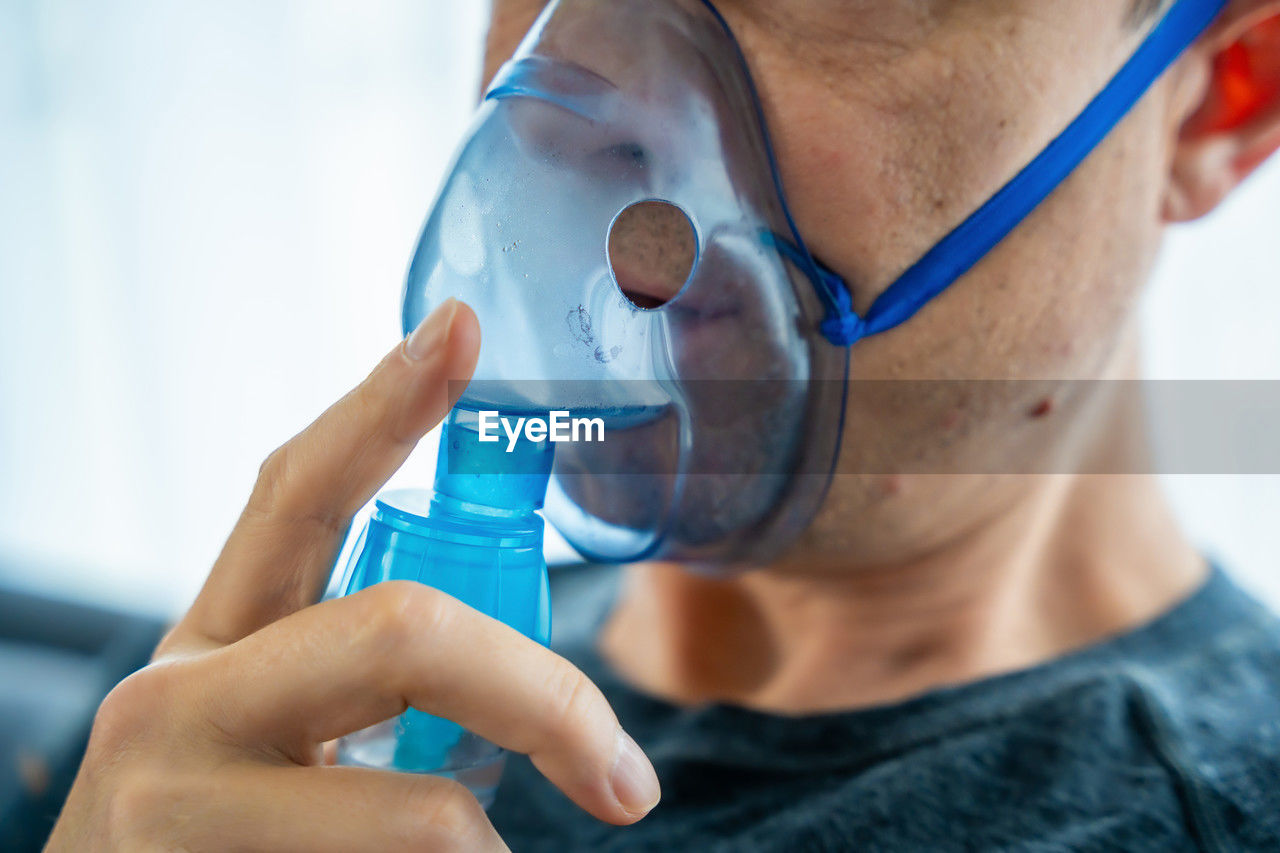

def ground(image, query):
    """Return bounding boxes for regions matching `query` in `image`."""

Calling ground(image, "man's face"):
[485,0,1187,570]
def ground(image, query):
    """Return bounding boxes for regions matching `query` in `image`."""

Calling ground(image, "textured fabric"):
[488,565,1280,851]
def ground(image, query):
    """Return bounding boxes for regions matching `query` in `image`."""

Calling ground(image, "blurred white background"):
[0,1,1276,618]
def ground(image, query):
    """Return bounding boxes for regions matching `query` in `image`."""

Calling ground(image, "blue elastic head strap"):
[772,0,1228,346]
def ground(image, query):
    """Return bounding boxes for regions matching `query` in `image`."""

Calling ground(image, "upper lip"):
[613,269,740,323]
[611,261,686,311]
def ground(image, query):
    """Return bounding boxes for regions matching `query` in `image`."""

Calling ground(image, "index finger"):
[174,300,480,648]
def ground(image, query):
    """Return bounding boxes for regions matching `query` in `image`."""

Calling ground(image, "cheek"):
[792,85,1175,569]
[944,87,1171,382]
[735,4,1155,326]
[768,35,1174,383]
[744,29,1113,302]
[844,97,1172,470]
[837,92,1170,390]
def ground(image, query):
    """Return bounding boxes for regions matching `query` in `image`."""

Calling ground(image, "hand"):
[45,300,661,852]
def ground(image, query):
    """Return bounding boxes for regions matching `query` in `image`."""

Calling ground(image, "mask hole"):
[607,200,697,310]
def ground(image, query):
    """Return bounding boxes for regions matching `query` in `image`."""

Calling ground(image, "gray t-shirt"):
[488,564,1280,851]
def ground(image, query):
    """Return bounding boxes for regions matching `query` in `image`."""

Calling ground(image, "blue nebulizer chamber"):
[335,411,553,806]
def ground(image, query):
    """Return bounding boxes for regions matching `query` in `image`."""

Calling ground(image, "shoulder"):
[1114,571,1280,849]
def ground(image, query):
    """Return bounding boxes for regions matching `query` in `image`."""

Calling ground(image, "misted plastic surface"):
[404,0,849,565]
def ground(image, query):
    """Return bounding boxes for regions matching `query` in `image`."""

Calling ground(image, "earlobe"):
[1164,135,1243,220]
[1163,4,1280,223]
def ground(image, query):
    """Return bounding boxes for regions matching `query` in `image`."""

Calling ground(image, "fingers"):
[127,764,508,853]
[176,300,481,648]
[201,582,662,825]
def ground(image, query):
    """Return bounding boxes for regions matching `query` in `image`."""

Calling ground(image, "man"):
[46,0,1280,850]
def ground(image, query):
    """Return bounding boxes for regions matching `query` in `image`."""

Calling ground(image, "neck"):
[598,358,1208,713]
[601,477,1204,712]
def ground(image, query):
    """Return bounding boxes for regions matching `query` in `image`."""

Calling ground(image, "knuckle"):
[257,442,289,487]
[543,659,604,738]
[90,665,177,755]
[364,582,455,650]
[247,440,348,536]
[250,443,292,511]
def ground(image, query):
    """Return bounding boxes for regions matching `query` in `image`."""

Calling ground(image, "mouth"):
[610,259,687,311]
[620,288,670,311]
[614,271,739,323]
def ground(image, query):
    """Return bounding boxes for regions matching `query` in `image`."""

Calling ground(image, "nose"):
[486,55,617,122]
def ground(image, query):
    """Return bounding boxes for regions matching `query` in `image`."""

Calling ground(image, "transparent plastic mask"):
[403,0,849,565]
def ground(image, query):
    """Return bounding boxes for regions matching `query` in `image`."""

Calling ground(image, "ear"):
[1163,2,1280,222]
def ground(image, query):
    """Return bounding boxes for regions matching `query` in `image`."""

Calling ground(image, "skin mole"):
[1029,397,1055,419]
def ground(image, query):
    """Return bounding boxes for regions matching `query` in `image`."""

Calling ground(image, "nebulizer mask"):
[333,0,1226,803]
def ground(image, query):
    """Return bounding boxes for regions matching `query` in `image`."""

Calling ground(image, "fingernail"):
[609,730,661,818]
[405,299,460,361]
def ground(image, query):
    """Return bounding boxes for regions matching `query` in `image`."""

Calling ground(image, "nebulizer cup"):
[333,409,553,807]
